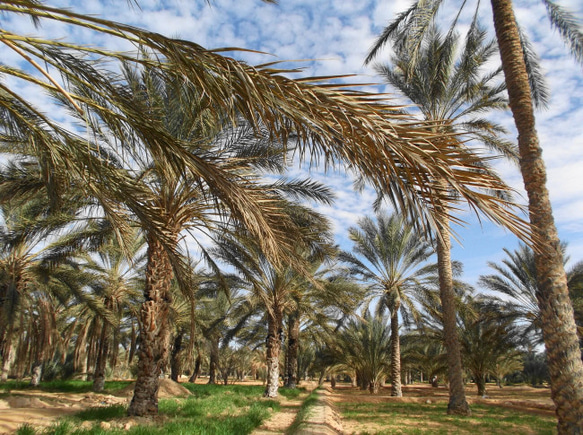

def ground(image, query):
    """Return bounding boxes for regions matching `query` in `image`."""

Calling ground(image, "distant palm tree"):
[339,212,434,396]
[457,296,523,397]
[479,243,582,349]
[332,312,392,394]
[284,267,364,389]
[75,230,145,391]
[213,204,334,397]
[371,16,515,414]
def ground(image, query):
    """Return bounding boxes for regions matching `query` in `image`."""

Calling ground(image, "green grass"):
[339,401,557,434]
[0,379,132,394]
[20,383,280,435]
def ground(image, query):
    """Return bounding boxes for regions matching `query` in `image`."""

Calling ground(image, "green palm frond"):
[542,0,583,64]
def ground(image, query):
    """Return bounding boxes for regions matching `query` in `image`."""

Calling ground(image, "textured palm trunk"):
[170,331,184,382]
[490,0,583,431]
[92,322,110,392]
[436,216,471,415]
[208,336,219,384]
[264,308,283,398]
[189,351,202,383]
[475,374,486,397]
[389,301,402,397]
[284,312,300,388]
[1,341,13,382]
[29,362,42,387]
[127,236,173,417]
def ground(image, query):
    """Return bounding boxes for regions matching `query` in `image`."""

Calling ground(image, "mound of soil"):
[116,379,191,398]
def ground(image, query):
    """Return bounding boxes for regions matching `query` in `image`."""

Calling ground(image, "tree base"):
[447,401,471,416]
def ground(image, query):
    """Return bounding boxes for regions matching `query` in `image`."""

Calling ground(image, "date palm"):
[332,311,392,394]
[479,243,582,349]
[212,204,334,398]
[74,230,145,391]
[367,0,583,429]
[371,16,516,414]
[339,212,434,396]
[284,274,364,389]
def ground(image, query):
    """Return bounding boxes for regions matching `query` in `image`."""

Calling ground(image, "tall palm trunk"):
[92,321,110,392]
[285,311,300,388]
[389,300,402,397]
[208,336,219,384]
[189,345,202,383]
[491,0,583,431]
[1,333,14,382]
[264,307,283,398]
[170,330,184,382]
[436,215,471,415]
[127,236,174,417]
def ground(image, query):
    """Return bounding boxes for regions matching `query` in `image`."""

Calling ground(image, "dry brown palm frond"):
[0,1,532,262]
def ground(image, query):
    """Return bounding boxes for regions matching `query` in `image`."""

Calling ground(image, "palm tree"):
[339,212,434,396]
[74,230,145,391]
[213,204,334,397]
[457,296,523,396]
[367,0,583,429]
[479,243,582,349]
[284,267,364,389]
[371,16,516,414]
[331,312,392,394]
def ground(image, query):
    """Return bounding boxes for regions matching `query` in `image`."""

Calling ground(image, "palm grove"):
[0,0,582,433]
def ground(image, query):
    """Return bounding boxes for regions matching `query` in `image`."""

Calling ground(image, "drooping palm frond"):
[0,1,532,252]
[542,0,583,64]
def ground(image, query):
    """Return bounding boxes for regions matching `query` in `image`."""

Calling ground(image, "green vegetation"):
[339,401,556,434]
[0,380,132,394]
[19,384,279,435]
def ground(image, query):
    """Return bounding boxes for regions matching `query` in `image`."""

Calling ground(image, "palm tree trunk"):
[475,374,486,397]
[436,218,471,415]
[285,312,300,388]
[1,341,13,382]
[389,301,402,397]
[29,362,42,387]
[170,331,184,382]
[264,308,283,398]
[208,336,219,384]
[189,348,202,383]
[490,0,583,431]
[127,236,173,417]
[93,322,110,392]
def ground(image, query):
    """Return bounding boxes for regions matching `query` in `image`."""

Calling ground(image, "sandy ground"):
[330,383,555,435]
[0,381,554,435]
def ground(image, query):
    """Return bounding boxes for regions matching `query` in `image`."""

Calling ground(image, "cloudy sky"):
[4,0,583,287]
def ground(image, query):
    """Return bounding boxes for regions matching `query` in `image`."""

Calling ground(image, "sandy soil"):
[0,379,191,434]
[0,381,554,435]
[330,383,555,435]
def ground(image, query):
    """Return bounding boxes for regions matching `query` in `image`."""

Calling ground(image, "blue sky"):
[4,0,583,288]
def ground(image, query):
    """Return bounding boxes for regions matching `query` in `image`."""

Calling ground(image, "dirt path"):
[252,383,320,435]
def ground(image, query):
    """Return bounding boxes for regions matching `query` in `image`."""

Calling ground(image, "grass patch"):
[278,387,304,400]
[20,383,279,435]
[0,379,132,394]
[338,400,556,434]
